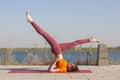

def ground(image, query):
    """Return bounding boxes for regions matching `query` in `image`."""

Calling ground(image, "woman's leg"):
[59,39,90,51]
[59,37,100,51]
[26,13,62,55]
[26,12,100,54]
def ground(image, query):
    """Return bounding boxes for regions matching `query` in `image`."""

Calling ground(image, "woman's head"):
[67,63,79,72]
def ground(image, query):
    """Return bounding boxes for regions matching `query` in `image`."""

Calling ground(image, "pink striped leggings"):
[30,21,90,55]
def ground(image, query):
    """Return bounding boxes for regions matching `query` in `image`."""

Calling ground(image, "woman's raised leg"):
[26,12,62,55]
[59,37,100,51]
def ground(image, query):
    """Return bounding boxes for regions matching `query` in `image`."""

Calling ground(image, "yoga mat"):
[8,70,92,73]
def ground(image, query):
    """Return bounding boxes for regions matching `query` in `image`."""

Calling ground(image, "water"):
[108,51,120,63]
[0,51,120,65]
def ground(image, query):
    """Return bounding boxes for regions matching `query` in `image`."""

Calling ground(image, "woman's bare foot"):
[26,12,33,23]
[90,37,100,43]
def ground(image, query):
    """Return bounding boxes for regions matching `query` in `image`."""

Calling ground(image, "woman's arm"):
[48,57,59,72]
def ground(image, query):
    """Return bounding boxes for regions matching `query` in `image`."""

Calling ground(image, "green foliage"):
[0,46,120,65]
[0,47,120,52]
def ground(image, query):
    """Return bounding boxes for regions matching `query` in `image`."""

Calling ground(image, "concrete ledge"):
[98,59,109,66]
[98,52,108,59]
[98,44,108,52]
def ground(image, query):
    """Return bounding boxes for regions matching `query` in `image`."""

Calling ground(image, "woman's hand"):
[47,57,59,72]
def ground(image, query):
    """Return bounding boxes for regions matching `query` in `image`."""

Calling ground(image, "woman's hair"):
[67,63,79,72]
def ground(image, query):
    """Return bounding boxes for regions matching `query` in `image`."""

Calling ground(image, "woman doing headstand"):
[26,12,100,72]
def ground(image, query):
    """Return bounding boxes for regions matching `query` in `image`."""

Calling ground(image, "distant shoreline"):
[0,47,120,52]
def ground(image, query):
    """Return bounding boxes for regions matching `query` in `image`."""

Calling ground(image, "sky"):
[0,0,120,48]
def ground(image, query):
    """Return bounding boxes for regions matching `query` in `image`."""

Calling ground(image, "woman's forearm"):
[48,58,58,71]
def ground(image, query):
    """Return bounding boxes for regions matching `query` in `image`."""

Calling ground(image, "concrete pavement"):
[0,65,120,80]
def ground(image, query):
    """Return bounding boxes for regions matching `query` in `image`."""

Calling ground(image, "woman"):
[26,12,100,72]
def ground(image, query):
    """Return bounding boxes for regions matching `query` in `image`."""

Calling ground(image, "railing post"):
[97,44,109,66]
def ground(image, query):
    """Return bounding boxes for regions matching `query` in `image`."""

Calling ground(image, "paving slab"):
[0,65,120,80]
